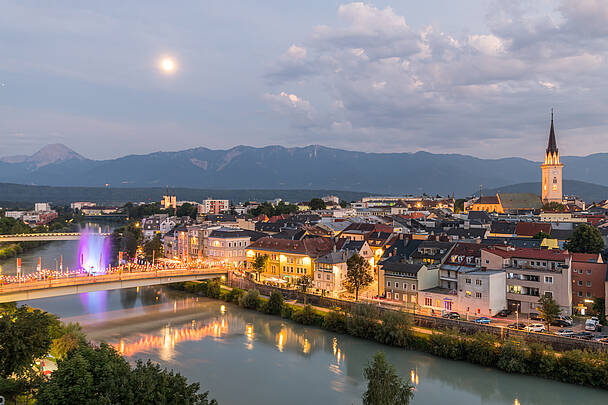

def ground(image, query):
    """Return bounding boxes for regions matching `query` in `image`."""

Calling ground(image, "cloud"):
[265,1,608,158]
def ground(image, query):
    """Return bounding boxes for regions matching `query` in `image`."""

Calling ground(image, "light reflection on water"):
[24,287,608,405]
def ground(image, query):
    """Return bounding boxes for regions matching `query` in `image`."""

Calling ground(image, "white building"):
[34,203,51,212]
[200,199,230,215]
[5,211,26,220]
[322,195,340,205]
[71,202,96,210]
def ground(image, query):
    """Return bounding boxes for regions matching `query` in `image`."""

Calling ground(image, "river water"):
[11,240,608,405]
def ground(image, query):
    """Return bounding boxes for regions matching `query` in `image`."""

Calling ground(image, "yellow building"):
[541,111,563,204]
[246,237,334,281]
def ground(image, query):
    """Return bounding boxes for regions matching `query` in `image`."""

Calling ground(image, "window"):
[465,290,472,297]
[317,273,321,279]
[425,297,432,306]
[578,280,583,286]
[403,294,407,302]
[465,278,471,284]
[395,282,399,288]
[475,292,482,299]
[326,275,331,280]
[475,279,482,286]
[587,269,592,275]
[395,293,399,300]
[411,295,417,303]
[387,281,391,287]
[544,291,553,298]
[587,281,592,287]
[578,291,583,297]
[544,276,553,284]
[412,284,416,291]
[586,292,592,298]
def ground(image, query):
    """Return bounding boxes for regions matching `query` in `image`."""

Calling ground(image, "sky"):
[1,0,607,160]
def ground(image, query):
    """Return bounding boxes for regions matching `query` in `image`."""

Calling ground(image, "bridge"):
[0,232,112,242]
[0,268,227,303]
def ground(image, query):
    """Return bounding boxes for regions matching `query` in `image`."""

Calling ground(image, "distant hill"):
[2,144,608,196]
[0,183,372,206]
[483,180,608,203]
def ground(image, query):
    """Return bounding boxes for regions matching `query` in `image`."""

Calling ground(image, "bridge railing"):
[0,268,226,294]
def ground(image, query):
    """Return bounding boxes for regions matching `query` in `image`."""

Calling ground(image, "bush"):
[347,304,380,340]
[375,310,412,348]
[527,344,557,377]
[461,333,498,367]
[225,288,245,303]
[428,331,462,360]
[280,305,294,319]
[322,309,347,334]
[239,290,260,310]
[291,305,321,326]
[205,279,221,299]
[265,292,284,315]
[497,340,528,374]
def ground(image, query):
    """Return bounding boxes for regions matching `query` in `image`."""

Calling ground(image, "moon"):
[159,57,176,74]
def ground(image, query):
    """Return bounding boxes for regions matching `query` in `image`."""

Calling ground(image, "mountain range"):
[1,144,608,199]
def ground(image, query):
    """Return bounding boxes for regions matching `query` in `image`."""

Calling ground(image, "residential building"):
[457,269,506,317]
[314,251,354,294]
[246,237,335,282]
[5,211,26,220]
[322,195,340,205]
[207,228,265,267]
[383,263,437,309]
[410,240,454,266]
[142,214,169,239]
[200,199,230,215]
[482,246,572,315]
[70,202,96,210]
[34,202,51,212]
[571,253,607,314]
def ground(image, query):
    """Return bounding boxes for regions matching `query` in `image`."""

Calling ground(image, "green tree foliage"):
[564,223,605,254]
[205,279,222,299]
[0,305,59,378]
[542,202,567,212]
[532,231,552,240]
[346,304,380,340]
[251,254,268,280]
[375,310,412,347]
[0,216,32,235]
[176,202,199,219]
[37,342,217,404]
[112,222,143,258]
[291,304,322,326]
[50,322,87,360]
[123,202,165,221]
[264,291,284,315]
[339,200,348,208]
[250,201,298,217]
[296,275,313,292]
[322,309,347,333]
[592,297,606,324]
[362,352,414,405]
[343,253,373,301]
[537,295,561,330]
[308,198,326,210]
[239,289,261,310]
[143,234,163,262]
[454,198,466,214]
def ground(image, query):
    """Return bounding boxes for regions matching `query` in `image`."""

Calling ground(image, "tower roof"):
[547,110,558,155]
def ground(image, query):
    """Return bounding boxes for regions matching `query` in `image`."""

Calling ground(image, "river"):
[10,239,608,404]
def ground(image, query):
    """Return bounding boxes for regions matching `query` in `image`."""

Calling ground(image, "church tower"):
[541,111,563,203]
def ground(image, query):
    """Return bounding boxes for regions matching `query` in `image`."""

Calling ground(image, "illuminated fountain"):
[77,226,111,274]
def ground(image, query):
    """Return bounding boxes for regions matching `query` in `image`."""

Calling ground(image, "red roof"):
[572,253,602,263]
[514,222,552,237]
[482,246,570,261]
[248,237,335,257]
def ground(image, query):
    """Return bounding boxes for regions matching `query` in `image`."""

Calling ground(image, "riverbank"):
[169,280,608,390]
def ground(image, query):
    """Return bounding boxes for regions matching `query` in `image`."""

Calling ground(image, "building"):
[207,228,265,267]
[456,269,506,317]
[5,211,26,220]
[482,246,572,315]
[200,199,230,215]
[142,214,169,239]
[383,263,437,308]
[314,251,354,294]
[246,237,335,282]
[541,111,563,203]
[571,253,606,314]
[322,195,340,205]
[34,202,51,212]
[466,193,542,214]
[161,188,177,210]
[71,202,96,210]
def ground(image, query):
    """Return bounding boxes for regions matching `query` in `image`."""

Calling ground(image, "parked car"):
[592,334,608,342]
[496,309,511,317]
[475,317,491,324]
[558,315,573,326]
[550,319,570,327]
[585,318,601,332]
[442,312,460,320]
[529,313,543,321]
[507,322,527,330]
[573,332,594,340]
[556,329,575,337]
[525,323,546,332]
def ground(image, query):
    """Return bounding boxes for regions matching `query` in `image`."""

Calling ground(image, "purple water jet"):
[77,226,111,274]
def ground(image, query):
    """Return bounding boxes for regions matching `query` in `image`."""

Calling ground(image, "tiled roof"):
[482,246,570,261]
[476,196,500,205]
[515,222,552,237]
[572,253,602,263]
[490,221,517,235]
[248,237,335,257]
[498,193,543,210]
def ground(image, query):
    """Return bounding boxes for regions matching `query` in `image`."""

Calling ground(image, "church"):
[541,111,563,204]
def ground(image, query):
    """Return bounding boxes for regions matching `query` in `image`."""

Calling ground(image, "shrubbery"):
[239,290,260,310]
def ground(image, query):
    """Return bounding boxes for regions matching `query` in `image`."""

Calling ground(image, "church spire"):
[546,109,558,156]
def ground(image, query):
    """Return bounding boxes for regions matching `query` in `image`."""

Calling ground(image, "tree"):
[50,322,87,359]
[265,291,285,315]
[564,224,605,254]
[309,198,326,210]
[592,297,606,324]
[176,202,199,219]
[296,275,313,292]
[543,201,566,212]
[343,253,373,301]
[532,231,552,240]
[339,200,348,208]
[143,234,163,262]
[37,342,217,404]
[537,295,561,330]
[251,254,268,280]
[362,352,414,405]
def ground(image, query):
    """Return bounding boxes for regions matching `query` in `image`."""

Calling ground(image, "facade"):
[70,202,95,210]
[200,199,230,215]
[482,246,572,315]
[246,237,334,282]
[322,195,340,205]
[142,214,169,239]
[384,263,437,308]
[314,251,353,294]
[161,189,177,210]
[571,253,606,314]
[207,228,256,267]
[457,269,506,317]
[541,112,563,203]
[34,202,51,212]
